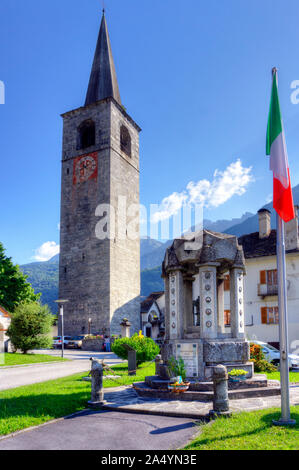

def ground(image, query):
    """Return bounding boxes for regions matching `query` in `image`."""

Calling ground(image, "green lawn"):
[262,371,299,383]
[0,353,68,367]
[103,361,155,387]
[0,361,154,436]
[185,408,299,450]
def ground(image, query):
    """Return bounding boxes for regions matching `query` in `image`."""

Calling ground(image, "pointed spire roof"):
[85,12,121,106]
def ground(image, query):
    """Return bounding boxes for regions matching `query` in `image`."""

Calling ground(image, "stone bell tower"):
[58,11,141,336]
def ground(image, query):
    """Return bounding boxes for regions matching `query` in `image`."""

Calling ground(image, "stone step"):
[145,374,268,391]
[133,382,281,402]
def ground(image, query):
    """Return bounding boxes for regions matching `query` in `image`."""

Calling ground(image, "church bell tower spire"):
[59,9,141,338]
[85,11,121,106]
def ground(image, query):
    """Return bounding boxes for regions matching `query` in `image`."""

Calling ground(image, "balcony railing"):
[258,283,278,297]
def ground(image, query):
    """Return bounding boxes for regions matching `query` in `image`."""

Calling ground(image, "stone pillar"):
[183,277,194,331]
[217,276,225,334]
[155,354,163,376]
[230,268,245,339]
[168,270,184,340]
[210,365,230,416]
[199,265,218,339]
[120,319,131,338]
[87,358,106,408]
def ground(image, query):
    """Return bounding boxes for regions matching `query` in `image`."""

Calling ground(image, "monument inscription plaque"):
[176,343,198,377]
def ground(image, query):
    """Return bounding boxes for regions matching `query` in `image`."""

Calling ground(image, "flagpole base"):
[272,418,296,427]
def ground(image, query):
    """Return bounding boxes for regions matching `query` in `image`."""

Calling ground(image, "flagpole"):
[272,213,295,426]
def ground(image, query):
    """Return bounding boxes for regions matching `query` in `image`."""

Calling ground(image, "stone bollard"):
[87,357,106,409]
[209,365,231,417]
[155,355,163,376]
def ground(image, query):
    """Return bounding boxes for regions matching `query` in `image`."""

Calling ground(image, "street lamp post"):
[88,318,92,336]
[54,300,69,359]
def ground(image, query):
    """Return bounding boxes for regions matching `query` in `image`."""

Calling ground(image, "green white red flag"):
[266,69,295,222]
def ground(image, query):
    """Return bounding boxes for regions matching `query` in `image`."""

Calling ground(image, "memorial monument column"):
[198,265,219,339]
[230,267,245,339]
[217,276,225,334]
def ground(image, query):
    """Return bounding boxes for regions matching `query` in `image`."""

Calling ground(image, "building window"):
[260,269,277,286]
[261,306,279,324]
[77,120,95,150]
[120,125,131,157]
[224,309,231,327]
[259,270,278,296]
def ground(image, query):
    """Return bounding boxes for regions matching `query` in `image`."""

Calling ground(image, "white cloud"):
[33,241,60,262]
[152,159,254,223]
[151,192,188,223]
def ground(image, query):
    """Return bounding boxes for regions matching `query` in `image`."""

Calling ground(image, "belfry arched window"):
[120,125,131,157]
[77,119,95,150]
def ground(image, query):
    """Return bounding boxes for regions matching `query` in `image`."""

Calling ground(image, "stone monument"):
[160,229,253,381]
[133,230,281,403]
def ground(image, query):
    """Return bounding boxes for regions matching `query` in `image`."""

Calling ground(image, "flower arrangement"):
[167,356,190,392]
[228,369,248,382]
[228,369,248,377]
[167,356,187,382]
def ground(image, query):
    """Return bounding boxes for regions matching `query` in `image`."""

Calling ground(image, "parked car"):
[53,336,71,349]
[252,341,299,370]
[67,335,87,349]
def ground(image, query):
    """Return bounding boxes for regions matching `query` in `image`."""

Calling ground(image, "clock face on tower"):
[73,152,98,185]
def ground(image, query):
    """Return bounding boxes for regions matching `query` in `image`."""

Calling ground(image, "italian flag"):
[266,69,295,223]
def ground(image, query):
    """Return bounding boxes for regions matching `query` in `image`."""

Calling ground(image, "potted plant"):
[167,357,190,392]
[228,369,249,382]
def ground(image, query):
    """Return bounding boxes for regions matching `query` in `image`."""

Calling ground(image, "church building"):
[58,11,141,336]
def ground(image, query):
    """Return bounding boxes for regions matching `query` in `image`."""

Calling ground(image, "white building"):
[0,305,11,353]
[140,292,165,341]
[224,208,299,354]
[141,208,299,354]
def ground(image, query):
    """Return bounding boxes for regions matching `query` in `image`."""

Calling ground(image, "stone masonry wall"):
[59,98,140,336]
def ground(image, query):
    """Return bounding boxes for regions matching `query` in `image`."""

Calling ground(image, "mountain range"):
[19,183,299,313]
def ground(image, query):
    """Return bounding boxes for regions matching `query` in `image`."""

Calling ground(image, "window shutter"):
[260,270,266,284]
[224,275,230,291]
[261,307,268,324]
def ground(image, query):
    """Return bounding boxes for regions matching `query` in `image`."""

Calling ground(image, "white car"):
[53,336,71,349]
[252,341,299,370]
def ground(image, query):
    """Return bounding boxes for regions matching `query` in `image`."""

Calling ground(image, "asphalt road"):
[0,350,122,391]
[0,410,199,450]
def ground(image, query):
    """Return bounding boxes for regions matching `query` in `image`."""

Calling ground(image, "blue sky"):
[1,0,299,265]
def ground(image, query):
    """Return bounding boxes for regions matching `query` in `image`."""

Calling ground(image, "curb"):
[101,404,210,421]
[0,360,71,370]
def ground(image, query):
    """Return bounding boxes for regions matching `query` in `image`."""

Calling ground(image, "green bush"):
[252,358,277,373]
[111,333,160,367]
[250,343,277,373]
[7,302,53,354]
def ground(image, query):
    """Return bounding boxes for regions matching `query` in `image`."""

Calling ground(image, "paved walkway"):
[0,383,298,450]
[0,352,121,391]
[101,383,299,418]
[0,410,199,450]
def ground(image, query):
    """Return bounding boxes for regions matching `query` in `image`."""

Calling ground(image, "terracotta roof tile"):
[0,305,11,318]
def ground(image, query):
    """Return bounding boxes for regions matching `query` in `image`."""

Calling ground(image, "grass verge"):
[0,353,68,367]
[0,361,154,436]
[262,371,299,383]
[185,407,299,450]
[103,361,155,387]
